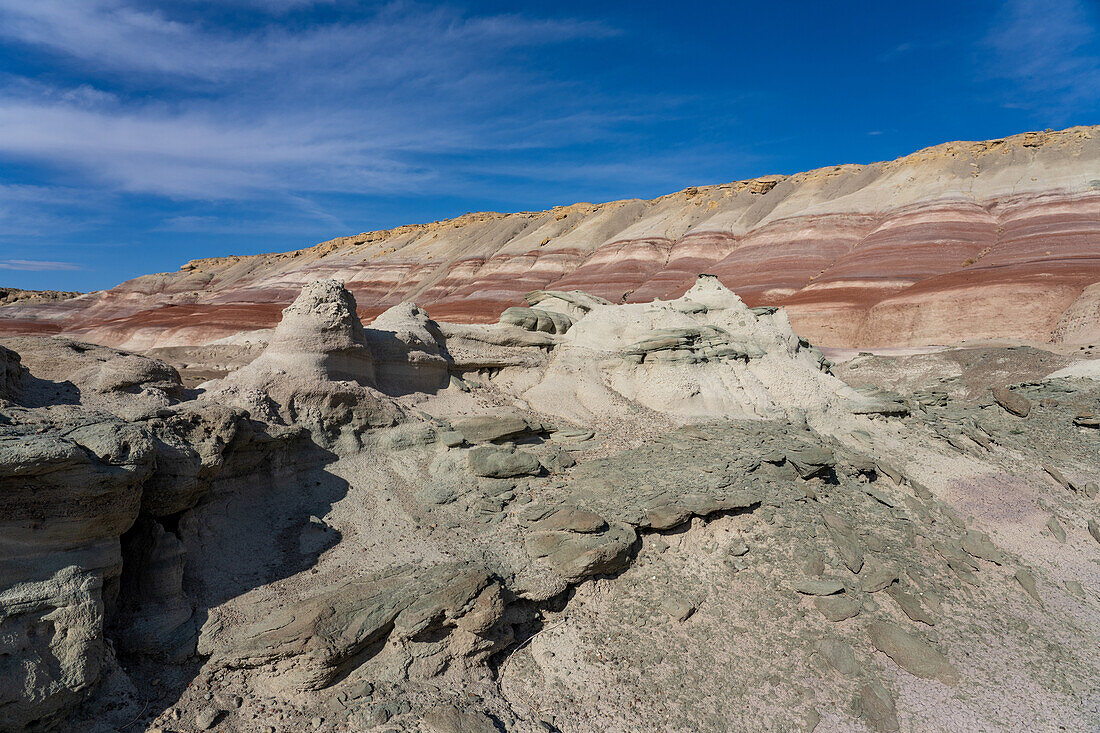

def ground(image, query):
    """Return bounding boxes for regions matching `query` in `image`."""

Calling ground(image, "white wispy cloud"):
[0,1,613,82]
[983,0,1100,115]
[0,1,632,206]
[0,259,82,271]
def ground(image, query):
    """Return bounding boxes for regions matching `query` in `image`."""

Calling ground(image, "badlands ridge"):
[1,126,1098,350]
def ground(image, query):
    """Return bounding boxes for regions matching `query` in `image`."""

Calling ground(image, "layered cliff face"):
[1,126,1097,351]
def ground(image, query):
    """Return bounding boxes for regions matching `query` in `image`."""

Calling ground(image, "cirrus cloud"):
[0,1,626,203]
[0,259,82,271]
[983,0,1100,116]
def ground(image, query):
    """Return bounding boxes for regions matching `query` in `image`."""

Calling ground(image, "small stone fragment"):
[423,704,498,733]
[1088,520,1100,545]
[644,504,691,530]
[551,428,595,443]
[868,622,958,685]
[933,540,977,570]
[830,529,864,574]
[949,561,979,586]
[1043,464,1077,492]
[439,430,465,447]
[794,579,845,596]
[992,387,1031,417]
[1015,568,1042,604]
[874,461,904,484]
[786,446,835,479]
[886,586,937,626]
[540,446,577,473]
[800,551,825,576]
[814,594,860,622]
[196,707,221,730]
[909,480,933,500]
[453,414,530,444]
[860,567,899,593]
[864,534,886,553]
[863,486,897,507]
[964,428,992,449]
[1073,407,1099,428]
[467,446,542,478]
[525,523,637,581]
[1046,516,1066,543]
[857,683,900,732]
[960,530,1003,565]
[822,512,852,533]
[814,638,860,677]
[661,597,696,622]
[534,506,606,534]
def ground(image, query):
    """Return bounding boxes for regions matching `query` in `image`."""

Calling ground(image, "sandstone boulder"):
[216,564,505,693]
[452,413,531,444]
[525,522,637,581]
[467,445,542,478]
[0,567,107,731]
[141,404,250,517]
[1,336,182,417]
[519,276,884,422]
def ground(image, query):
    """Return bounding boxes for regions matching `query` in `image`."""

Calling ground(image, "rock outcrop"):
[0,411,155,729]
[0,341,316,730]
[205,280,403,442]
[510,274,872,422]
[0,344,22,400]
[0,288,82,307]
[0,336,182,418]
[1,127,1097,350]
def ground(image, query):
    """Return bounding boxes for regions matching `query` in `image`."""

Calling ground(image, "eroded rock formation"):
[2,278,1099,733]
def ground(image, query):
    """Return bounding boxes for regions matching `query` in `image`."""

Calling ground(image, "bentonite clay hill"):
[2,126,1098,350]
[2,278,1099,733]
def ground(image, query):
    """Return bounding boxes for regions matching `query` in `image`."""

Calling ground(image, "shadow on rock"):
[99,429,349,732]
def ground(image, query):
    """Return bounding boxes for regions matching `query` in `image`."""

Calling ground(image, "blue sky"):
[0,0,1097,292]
